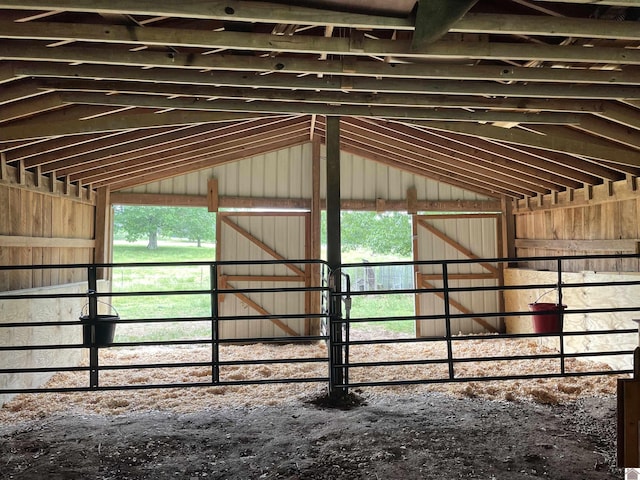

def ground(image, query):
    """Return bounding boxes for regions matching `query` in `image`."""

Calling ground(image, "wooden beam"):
[3,21,640,64]
[0,0,414,30]
[110,191,503,212]
[515,239,640,253]
[207,177,219,213]
[0,235,95,248]
[406,186,418,215]
[41,117,296,174]
[413,121,640,166]
[58,92,581,125]
[501,196,516,259]
[39,79,623,113]
[16,61,640,100]
[0,110,272,142]
[452,13,640,41]
[94,186,111,278]
[0,152,7,180]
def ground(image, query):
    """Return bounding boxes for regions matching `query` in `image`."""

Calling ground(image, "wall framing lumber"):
[515,239,640,253]
[0,235,95,248]
[110,191,501,212]
[514,177,640,213]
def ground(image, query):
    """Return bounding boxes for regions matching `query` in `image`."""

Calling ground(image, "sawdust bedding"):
[0,335,617,423]
[0,335,624,480]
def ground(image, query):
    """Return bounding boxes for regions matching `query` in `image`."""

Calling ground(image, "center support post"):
[326,116,346,397]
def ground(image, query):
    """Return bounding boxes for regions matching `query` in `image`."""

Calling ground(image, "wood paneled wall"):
[514,179,640,273]
[0,165,96,291]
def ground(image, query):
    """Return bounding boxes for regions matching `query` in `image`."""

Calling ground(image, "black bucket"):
[81,314,118,347]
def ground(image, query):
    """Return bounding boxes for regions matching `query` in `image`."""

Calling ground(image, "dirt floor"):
[0,390,621,480]
[0,337,626,479]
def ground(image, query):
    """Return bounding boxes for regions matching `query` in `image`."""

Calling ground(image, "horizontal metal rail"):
[0,254,638,397]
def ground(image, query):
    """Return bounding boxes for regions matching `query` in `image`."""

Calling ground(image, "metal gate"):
[413,214,501,336]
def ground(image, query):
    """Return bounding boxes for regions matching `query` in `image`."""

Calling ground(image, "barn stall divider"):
[0,254,639,402]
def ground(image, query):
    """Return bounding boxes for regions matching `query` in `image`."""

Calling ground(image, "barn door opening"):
[217,212,317,340]
[413,214,501,337]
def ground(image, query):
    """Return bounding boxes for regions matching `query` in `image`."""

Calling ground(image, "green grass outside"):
[111,242,415,341]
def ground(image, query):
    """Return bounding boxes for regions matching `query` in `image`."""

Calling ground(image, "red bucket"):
[528,302,565,334]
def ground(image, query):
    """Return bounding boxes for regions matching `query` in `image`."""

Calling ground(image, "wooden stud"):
[551,190,558,205]
[63,175,71,195]
[627,174,638,192]
[407,186,418,215]
[94,186,111,277]
[607,180,614,197]
[537,194,544,208]
[375,198,386,213]
[17,159,25,185]
[49,171,57,193]
[567,188,574,203]
[584,183,593,201]
[0,152,7,180]
[310,139,322,327]
[34,166,42,188]
[207,177,219,212]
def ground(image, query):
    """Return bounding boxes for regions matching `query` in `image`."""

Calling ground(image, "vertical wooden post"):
[309,139,322,335]
[412,214,422,337]
[207,178,219,212]
[94,186,111,281]
[407,186,418,214]
[0,152,7,180]
[501,196,516,260]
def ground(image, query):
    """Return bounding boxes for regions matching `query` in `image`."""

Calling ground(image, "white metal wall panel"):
[218,213,308,340]
[121,143,490,205]
[123,144,313,199]
[415,216,500,337]
[319,147,491,203]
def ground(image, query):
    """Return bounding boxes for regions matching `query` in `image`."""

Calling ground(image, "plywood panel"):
[504,268,638,370]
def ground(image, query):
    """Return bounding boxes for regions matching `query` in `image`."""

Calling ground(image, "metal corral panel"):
[217,213,309,340]
[414,215,500,337]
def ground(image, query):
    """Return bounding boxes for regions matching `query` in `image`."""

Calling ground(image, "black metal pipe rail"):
[1,253,639,397]
[0,259,332,394]
[331,253,640,392]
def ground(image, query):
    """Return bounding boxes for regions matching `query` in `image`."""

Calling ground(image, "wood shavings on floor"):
[0,336,620,424]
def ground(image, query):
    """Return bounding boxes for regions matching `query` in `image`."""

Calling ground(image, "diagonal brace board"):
[417,218,499,275]
[419,276,499,333]
[228,285,299,337]
[221,215,305,278]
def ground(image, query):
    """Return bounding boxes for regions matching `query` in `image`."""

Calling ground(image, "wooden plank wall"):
[0,165,96,291]
[514,179,640,273]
